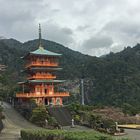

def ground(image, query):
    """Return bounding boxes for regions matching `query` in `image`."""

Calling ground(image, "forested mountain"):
[0,38,140,112]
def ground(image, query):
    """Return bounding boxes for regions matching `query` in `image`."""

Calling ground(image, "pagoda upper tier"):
[23,46,62,58]
[24,46,61,68]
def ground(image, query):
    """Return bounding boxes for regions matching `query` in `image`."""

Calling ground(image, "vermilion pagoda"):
[16,24,69,105]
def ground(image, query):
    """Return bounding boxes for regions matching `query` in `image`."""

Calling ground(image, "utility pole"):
[81,78,84,105]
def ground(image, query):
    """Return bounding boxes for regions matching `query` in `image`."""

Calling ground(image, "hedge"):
[21,129,119,140]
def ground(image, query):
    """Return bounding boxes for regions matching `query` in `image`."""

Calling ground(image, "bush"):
[21,129,114,140]
[120,128,124,133]
[88,114,102,129]
[122,103,139,116]
[67,103,95,112]
[0,120,3,133]
[30,106,48,127]
[47,116,58,126]
[73,114,81,123]
[102,118,115,129]
[0,106,3,112]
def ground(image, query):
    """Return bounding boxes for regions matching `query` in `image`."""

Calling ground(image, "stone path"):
[0,102,39,140]
[117,129,140,140]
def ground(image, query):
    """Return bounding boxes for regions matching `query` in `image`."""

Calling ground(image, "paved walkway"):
[117,129,140,140]
[0,102,39,140]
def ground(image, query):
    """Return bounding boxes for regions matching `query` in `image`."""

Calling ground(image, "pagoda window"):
[46,57,49,62]
[50,58,53,63]
[36,86,41,94]
[41,60,44,64]
[37,87,40,92]
[44,88,48,94]
[48,85,54,94]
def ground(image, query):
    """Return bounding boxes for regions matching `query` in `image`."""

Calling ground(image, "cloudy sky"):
[0,0,140,56]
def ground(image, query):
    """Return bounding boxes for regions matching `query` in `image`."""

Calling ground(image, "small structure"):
[0,65,6,72]
[115,122,120,132]
[16,24,69,106]
[71,119,75,128]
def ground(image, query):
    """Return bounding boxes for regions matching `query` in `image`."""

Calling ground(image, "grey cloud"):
[76,25,90,31]
[0,0,44,39]
[82,36,113,49]
[61,28,73,35]
[1,0,140,56]
[44,24,74,46]
[104,21,140,38]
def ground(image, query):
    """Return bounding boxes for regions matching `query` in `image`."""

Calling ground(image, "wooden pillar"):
[41,83,44,94]
[22,84,24,93]
[42,98,45,105]
[53,98,56,105]
[48,98,50,105]
[60,98,63,106]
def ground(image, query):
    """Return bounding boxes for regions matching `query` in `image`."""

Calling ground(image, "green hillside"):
[0,38,140,113]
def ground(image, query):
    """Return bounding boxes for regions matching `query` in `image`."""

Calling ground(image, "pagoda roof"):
[22,67,62,73]
[30,67,62,71]
[31,46,62,56]
[18,79,65,84]
[29,79,65,83]
[22,46,62,58]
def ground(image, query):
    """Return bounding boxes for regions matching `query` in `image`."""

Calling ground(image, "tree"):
[30,106,48,127]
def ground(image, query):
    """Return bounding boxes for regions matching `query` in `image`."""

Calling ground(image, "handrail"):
[27,75,56,79]
[26,62,58,68]
[16,92,69,98]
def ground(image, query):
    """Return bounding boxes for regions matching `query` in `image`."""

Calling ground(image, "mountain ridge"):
[0,38,140,111]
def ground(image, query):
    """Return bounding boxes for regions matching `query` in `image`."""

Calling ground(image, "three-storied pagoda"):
[16,24,69,105]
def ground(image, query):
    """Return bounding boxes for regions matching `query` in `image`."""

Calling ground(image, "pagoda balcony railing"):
[26,62,58,68]
[27,75,56,80]
[16,92,69,98]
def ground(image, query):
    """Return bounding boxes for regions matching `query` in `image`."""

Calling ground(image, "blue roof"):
[30,46,62,56]
[29,79,65,83]
[18,79,65,84]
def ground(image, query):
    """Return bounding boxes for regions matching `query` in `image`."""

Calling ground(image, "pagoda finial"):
[39,23,42,48]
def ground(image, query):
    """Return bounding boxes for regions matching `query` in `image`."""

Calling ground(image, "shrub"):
[120,128,124,133]
[21,129,114,140]
[67,103,95,112]
[0,106,3,112]
[101,118,115,129]
[47,116,58,126]
[88,114,102,129]
[30,106,48,127]
[73,114,81,123]
[0,120,3,133]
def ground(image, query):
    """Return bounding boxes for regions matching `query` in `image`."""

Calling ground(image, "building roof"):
[18,79,65,84]
[30,67,62,71]
[22,67,62,73]
[30,46,62,56]
[29,79,65,83]
[22,46,62,59]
